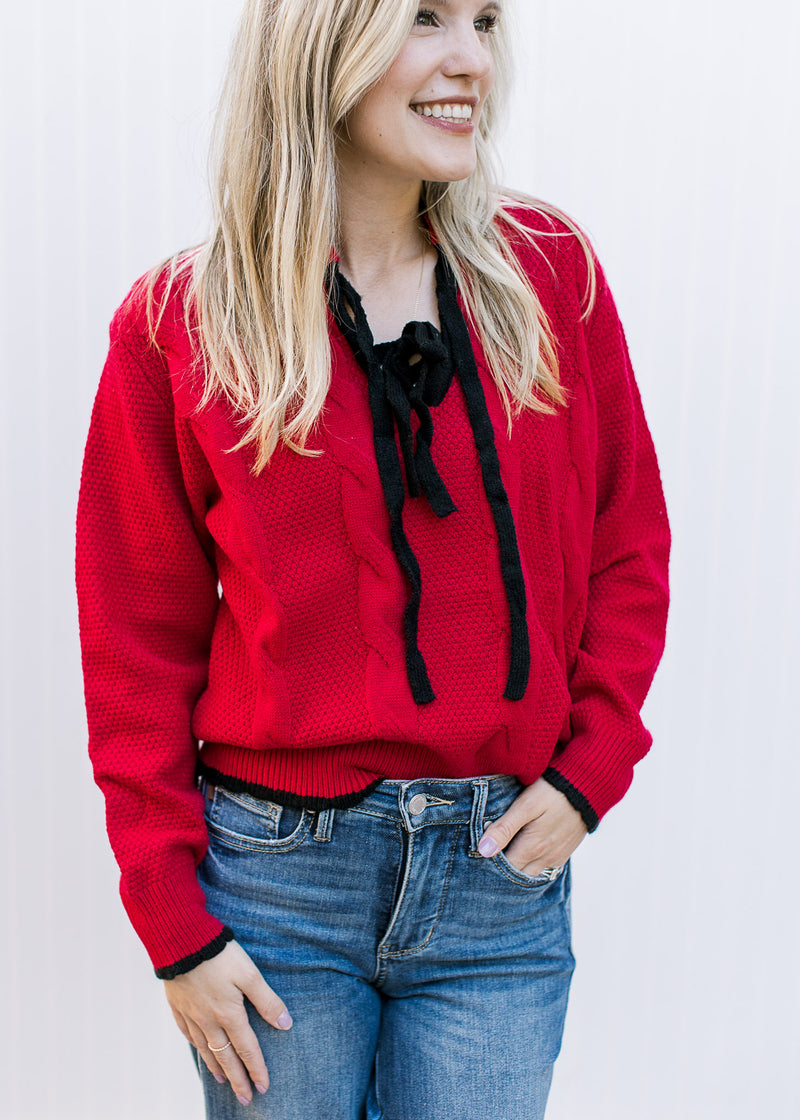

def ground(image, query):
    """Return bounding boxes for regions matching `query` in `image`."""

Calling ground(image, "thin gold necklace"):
[411,240,428,322]
[407,241,430,374]
[341,240,428,328]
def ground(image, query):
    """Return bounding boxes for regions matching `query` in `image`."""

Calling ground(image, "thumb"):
[478,795,542,858]
[237,960,294,1031]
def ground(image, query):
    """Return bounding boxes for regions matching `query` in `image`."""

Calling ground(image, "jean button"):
[408,793,428,815]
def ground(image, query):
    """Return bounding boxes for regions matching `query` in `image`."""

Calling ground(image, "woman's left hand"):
[478,777,588,874]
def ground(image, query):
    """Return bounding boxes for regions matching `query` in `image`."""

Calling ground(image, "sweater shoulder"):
[107,254,199,403]
[492,193,601,313]
[109,253,196,355]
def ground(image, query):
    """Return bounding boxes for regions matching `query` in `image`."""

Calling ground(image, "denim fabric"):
[194,772,575,1119]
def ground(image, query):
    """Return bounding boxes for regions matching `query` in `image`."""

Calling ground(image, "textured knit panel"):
[76,205,670,972]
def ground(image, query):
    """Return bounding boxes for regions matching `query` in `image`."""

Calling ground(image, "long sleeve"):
[75,298,233,976]
[543,260,671,831]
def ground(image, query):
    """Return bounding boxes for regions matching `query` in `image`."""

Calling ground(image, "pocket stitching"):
[206,814,312,852]
[205,789,312,852]
[491,848,566,887]
[216,789,282,822]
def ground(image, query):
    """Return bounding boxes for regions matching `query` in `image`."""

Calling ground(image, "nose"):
[440,22,494,83]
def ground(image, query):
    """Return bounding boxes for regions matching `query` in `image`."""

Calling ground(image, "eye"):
[414,9,499,34]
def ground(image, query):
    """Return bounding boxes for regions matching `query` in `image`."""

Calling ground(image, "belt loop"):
[312,806,335,842]
[198,776,217,807]
[469,778,490,855]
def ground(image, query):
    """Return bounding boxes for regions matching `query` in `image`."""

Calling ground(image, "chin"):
[414,154,477,182]
[423,165,476,184]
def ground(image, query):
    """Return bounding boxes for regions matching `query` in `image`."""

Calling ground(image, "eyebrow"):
[427,0,503,11]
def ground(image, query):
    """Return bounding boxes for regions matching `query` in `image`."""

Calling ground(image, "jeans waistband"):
[307,772,525,841]
[204,771,527,839]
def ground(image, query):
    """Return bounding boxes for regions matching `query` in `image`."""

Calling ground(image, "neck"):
[335,165,430,288]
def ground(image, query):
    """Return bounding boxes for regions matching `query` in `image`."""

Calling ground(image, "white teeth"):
[412,102,473,121]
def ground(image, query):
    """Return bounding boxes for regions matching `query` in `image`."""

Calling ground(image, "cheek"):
[352,85,405,140]
[482,57,497,95]
[356,110,402,153]
[345,104,385,150]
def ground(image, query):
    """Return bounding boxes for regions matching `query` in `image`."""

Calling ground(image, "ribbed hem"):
[198,738,454,804]
[198,761,382,810]
[542,768,600,833]
[155,927,235,980]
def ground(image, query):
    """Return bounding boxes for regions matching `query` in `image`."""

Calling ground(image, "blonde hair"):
[141,0,596,473]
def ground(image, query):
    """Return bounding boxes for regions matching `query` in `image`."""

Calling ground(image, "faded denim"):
[194,772,575,1119]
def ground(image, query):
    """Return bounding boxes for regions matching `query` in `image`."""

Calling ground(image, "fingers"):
[171,986,271,1105]
[240,966,294,1033]
[504,827,554,876]
[185,1021,227,1086]
[208,1016,271,1102]
[201,1020,265,1104]
[478,787,543,857]
[162,942,296,1104]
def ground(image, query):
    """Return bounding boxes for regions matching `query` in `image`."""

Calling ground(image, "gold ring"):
[208,1040,233,1053]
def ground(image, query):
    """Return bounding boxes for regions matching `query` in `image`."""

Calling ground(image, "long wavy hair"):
[140,0,596,472]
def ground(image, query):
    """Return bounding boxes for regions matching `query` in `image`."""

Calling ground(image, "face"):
[336,0,501,187]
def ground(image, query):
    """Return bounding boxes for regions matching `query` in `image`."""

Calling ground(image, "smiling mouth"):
[409,102,475,121]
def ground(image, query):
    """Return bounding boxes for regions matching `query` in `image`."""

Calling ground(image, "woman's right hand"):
[163,939,293,1105]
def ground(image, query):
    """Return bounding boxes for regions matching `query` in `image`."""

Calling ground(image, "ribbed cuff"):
[543,726,650,831]
[542,768,599,833]
[155,927,235,979]
[120,856,231,976]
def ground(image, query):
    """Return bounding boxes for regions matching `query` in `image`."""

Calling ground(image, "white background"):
[1,1,799,1116]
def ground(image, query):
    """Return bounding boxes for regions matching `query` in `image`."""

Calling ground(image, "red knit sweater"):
[76,206,670,976]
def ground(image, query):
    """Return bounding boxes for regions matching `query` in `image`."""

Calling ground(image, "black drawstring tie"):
[326,244,530,704]
[380,321,457,517]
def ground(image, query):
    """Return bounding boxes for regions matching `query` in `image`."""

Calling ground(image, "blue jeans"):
[194,772,575,1119]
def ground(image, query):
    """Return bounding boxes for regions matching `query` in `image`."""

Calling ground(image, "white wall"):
[1,1,798,1116]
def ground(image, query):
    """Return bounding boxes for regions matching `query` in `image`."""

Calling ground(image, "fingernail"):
[478,834,498,856]
[277,1010,293,1029]
[256,1083,268,1095]
[214,1074,225,1084]
[237,1094,251,1106]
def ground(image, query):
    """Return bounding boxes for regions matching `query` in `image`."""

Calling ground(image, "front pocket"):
[491,847,567,888]
[205,788,313,852]
[478,792,568,889]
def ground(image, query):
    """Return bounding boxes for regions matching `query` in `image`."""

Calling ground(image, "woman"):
[76,0,670,1116]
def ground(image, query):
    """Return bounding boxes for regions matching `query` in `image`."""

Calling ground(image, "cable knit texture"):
[75,206,671,976]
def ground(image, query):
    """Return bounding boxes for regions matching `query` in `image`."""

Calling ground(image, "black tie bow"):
[379,320,456,518]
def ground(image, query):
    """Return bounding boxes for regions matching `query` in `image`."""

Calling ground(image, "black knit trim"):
[366,335,436,704]
[436,258,530,700]
[541,767,600,833]
[327,257,459,703]
[155,926,235,980]
[325,245,530,704]
[197,760,383,810]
